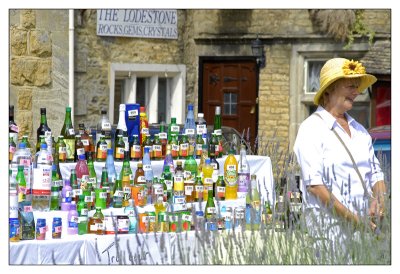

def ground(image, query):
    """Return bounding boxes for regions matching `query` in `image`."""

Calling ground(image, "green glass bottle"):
[96,135,108,162]
[169,134,179,160]
[195,134,204,159]
[77,194,88,217]
[215,175,226,201]
[120,151,133,207]
[36,135,46,153]
[130,134,141,161]
[70,169,81,203]
[194,175,204,202]
[100,167,111,208]
[162,165,173,203]
[168,117,179,142]
[77,195,88,235]
[213,106,222,135]
[86,151,97,188]
[60,106,76,162]
[16,165,27,203]
[112,177,123,208]
[50,183,60,211]
[56,135,67,163]
[9,136,16,164]
[152,134,163,161]
[184,149,197,203]
[114,134,125,162]
[179,133,189,159]
[205,187,216,221]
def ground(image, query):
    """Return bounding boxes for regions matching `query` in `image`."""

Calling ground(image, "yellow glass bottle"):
[202,159,214,201]
[224,149,238,200]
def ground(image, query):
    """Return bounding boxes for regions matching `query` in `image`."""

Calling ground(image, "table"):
[10,228,306,265]
[59,155,274,204]
[10,156,275,265]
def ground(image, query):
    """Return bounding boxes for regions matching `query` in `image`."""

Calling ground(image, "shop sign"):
[97,9,178,39]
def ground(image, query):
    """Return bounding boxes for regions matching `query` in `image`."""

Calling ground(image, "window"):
[108,63,186,125]
[223,92,238,115]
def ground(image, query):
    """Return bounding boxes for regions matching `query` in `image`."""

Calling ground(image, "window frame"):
[108,63,186,124]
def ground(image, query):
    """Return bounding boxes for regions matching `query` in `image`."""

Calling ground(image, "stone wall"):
[9,9,69,149]
[9,9,390,158]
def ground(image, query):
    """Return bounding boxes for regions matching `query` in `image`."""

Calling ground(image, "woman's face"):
[326,78,361,113]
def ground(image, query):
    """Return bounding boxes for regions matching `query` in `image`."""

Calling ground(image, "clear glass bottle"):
[195,112,207,144]
[32,143,53,211]
[114,104,128,152]
[184,104,196,157]
[237,144,250,198]
[96,135,108,162]
[245,174,261,231]
[96,109,112,151]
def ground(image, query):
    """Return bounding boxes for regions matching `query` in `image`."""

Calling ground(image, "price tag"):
[185,185,194,195]
[128,109,139,117]
[80,208,88,216]
[185,129,195,135]
[84,196,93,203]
[153,145,162,151]
[99,192,108,199]
[68,128,75,135]
[172,144,179,151]
[217,186,226,193]
[165,180,173,189]
[82,139,89,146]
[102,122,111,130]
[197,124,206,134]
[73,189,83,196]
[207,207,216,214]
[180,143,189,150]
[141,128,149,135]
[123,187,131,193]
[159,132,167,139]
[174,176,183,183]
[195,185,204,192]
[171,126,180,132]
[182,214,192,222]
[24,205,33,213]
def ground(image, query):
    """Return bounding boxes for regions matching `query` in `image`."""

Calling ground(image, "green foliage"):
[344,10,375,49]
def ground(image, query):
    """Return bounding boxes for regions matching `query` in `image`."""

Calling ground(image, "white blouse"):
[293,106,384,215]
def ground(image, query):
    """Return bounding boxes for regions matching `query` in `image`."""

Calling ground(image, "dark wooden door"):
[202,60,258,148]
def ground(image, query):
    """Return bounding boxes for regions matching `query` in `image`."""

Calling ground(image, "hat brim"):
[313,74,377,105]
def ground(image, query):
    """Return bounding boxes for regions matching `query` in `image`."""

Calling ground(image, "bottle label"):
[214,129,222,135]
[185,185,194,195]
[159,132,167,139]
[225,165,238,186]
[74,189,83,196]
[78,216,88,223]
[128,109,139,118]
[179,143,189,156]
[182,214,192,222]
[137,176,146,183]
[77,148,85,156]
[97,145,107,159]
[196,124,206,134]
[217,186,226,194]
[69,216,79,228]
[238,173,250,193]
[102,122,111,130]
[115,147,124,159]
[185,129,195,135]
[80,208,88,216]
[32,166,52,195]
[174,176,183,183]
[171,126,180,133]
[196,144,203,156]
[164,180,173,189]
[204,177,213,185]
[64,139,75,161]
[207,207,216,214]
[141,128,149,135]
[131,145,141,159]
[10,124,19,132]
[58,147,67,161]
[171,145,179,156]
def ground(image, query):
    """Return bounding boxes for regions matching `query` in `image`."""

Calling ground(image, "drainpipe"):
[69,9,74,124]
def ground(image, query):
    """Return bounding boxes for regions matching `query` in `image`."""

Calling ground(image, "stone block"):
[17,88,33,110]
[20,10,35,29]
[10,27,27,56]
[29,30,52,57]
[10,58,52,86]
[16,111,33,139]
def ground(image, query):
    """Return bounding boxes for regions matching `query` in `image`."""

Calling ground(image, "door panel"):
[202,60,257,148]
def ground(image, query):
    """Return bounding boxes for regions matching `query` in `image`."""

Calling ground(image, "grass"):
[43,129,392,265]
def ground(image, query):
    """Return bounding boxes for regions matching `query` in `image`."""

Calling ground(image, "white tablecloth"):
[10,156,274,265]
[59,155,274,204]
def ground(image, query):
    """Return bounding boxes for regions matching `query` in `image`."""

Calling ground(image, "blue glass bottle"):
[184,104,196,157]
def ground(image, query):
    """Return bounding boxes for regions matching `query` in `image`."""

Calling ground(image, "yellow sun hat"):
[313,58,377,105]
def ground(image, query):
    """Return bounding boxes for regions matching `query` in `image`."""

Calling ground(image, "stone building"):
[9,9,391,158]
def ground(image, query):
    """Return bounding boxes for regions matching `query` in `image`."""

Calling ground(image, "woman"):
[293,58,387,262]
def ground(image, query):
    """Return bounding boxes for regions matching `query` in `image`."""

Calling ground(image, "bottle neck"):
[40,113,48,126]
[64,111,72,126]
[117,109,127,130]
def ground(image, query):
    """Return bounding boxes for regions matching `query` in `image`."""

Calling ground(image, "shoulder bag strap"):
[313,112,370,199]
